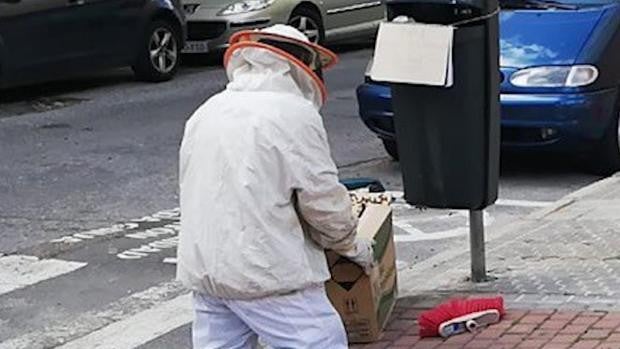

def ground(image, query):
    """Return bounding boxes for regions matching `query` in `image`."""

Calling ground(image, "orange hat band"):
[224,42,329,105]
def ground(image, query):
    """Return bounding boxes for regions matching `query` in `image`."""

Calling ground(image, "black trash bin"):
[386,0,500,210]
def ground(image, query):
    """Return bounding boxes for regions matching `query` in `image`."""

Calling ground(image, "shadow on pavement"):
[500,151,595,178]
[0,55,225,106]
[329,40,375,54]
[0,69,136,104]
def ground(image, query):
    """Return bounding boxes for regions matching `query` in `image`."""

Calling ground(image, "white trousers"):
[192,286,348,349]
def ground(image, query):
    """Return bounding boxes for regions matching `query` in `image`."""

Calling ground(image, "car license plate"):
[183,41,209,53]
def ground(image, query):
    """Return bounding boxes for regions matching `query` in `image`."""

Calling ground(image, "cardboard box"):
[325,201,398,343]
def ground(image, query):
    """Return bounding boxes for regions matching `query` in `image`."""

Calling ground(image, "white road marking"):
[495,199,552,208]
[393,226,470,242]
[55,294,192,349]
[0,282,185,349]
[393,210,494,242]
[48,207,179,245]
[387,191,552,208]
[163,257,177,265]
[116,236,179,260]
[125,226,178,240]
[50,223,139,244]
[0,255,87,296]
[387,191,550,242]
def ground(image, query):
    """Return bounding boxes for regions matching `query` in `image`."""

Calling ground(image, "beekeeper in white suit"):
[177,24,374,349]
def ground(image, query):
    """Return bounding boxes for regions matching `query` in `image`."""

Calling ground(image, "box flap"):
[357,204,391,241]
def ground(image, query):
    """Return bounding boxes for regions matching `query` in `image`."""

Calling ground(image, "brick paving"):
[351,298,620,349]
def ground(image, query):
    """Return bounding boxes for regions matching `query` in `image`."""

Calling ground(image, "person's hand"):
[341,238,375,275]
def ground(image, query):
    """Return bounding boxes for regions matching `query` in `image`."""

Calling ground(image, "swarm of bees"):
[350,192,392,217]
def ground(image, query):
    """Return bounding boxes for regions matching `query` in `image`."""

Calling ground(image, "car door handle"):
[67,0,85,6]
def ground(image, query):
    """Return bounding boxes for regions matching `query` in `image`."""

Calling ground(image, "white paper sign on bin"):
[370,22,454,87]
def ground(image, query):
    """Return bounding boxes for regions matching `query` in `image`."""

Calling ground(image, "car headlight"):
[219,0,275,15]
[510,65,599,88]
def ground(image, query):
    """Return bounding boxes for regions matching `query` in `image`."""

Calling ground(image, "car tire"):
[288,7,325,45]
[133,20,181,82]
[382,139,399,161]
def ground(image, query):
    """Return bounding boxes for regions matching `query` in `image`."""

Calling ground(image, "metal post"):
[469,209,487,282]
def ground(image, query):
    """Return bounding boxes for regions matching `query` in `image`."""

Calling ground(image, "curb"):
[528,173,620,220]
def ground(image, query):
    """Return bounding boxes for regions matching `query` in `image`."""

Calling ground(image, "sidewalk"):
[356,173,620,348]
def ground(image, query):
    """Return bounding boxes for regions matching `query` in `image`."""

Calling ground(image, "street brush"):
[418,296,505,338]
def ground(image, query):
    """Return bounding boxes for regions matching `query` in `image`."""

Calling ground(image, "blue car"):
[357,0,620,174]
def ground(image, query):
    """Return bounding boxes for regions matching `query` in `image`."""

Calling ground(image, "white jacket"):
[176,46,358,299]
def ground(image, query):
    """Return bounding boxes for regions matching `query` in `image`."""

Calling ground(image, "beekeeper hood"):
[224,24,338,109]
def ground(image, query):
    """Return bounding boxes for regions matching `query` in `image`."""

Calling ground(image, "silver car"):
[182,0,385,53]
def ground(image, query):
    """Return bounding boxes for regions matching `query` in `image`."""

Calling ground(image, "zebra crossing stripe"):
[0,282,185,349]
[55,293,192,349]
[0,255,87,296]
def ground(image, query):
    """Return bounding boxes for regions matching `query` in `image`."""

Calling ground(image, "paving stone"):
[559,324,591,334]
[389,320,418,331]
[595,343,620,349]
[442,333,474,344]
[570,340,601,349]
[549,334,580,343]
[392,336,420,346]
[358,342,392,349]
[541,344,571,349]
[605,333,620,342]
[508,324,539,334]
[413,338,443,349]
[580,329,612,340]
[476,328,506,339]
[521,315,553,324]
[592,319,620,329]
[381,330,405,341]
[579,312,608,318]
[463,339,496,348]
[550,312,579,322]
[529,329,561,340]
[499,334,528,344]
[401,309,423,320]
[516,339,548,348]
[505,311,530,322]
[541,320,571,331]
[573,317,603,326]
[488,344,518,349]
[531,310,557,316]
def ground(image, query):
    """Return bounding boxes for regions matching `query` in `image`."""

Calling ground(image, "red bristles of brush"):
[418,296,505,338]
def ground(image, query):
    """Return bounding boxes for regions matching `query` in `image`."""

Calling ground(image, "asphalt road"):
[0,45,602,348]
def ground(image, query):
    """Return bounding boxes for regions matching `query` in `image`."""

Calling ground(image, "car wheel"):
[288,7,325,45]
[589,110,620,175]
[382,139,399,161]
[133,20,181,82]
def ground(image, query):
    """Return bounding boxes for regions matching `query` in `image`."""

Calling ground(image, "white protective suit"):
[176,27,364,301]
